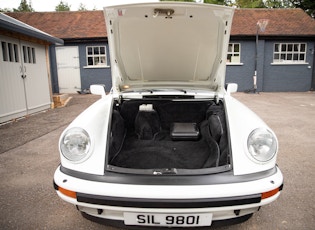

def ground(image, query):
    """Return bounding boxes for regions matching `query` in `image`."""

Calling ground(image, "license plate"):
[124,212,212,227]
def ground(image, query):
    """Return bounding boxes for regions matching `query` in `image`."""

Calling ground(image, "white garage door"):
[55,46,81,94]
[21,40,51,114]
[0,35,51,123]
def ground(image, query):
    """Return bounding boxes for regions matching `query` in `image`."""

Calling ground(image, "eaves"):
[61,37,108,44]
[230,34,315,42]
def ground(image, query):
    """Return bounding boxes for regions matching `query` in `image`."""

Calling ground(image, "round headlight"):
[247,128,278,162]
[60,127,91,162]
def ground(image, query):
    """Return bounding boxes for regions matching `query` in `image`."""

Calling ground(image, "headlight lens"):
[60,128,91,162]
[247,128,277,162]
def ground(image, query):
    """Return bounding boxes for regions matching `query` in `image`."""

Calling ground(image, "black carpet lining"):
[109,99,228,170]
[110,130,218,169]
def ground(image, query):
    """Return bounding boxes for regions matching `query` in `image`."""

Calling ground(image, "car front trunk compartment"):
[107,97,231,175]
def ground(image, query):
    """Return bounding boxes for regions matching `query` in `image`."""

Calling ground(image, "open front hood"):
[104,3,234,92]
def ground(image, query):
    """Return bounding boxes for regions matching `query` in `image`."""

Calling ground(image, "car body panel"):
[224,95,278,175]
[59,96,112,175]
[104,3,234,92]
[54,165,282,223]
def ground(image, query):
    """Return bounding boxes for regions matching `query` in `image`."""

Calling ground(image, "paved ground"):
[0,92,314,229]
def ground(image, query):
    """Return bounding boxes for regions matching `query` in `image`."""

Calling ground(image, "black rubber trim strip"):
[77,193,261,208]
[53,180,58,190]
[279,183,284,191]
[60,165,278,186]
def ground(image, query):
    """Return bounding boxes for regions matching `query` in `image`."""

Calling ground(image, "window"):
[1,41,19,62]
[1,42,8,61]
[22,45,36,64]
[14,44,19,62]
[31,48,36,63]
[8,43,13,62]
[227,43,241,63]
[273,43,307,63]
[86,46,107,67]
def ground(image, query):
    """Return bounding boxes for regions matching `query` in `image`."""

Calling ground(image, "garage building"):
[0,13,63,123]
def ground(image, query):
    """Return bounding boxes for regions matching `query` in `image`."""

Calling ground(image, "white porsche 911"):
[53,2,283,228]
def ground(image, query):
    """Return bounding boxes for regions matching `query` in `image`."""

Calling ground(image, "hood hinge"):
[118,95,123,104]
[214,93,220,104]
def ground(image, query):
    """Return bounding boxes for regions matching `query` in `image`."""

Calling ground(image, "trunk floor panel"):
[110,131,218,169]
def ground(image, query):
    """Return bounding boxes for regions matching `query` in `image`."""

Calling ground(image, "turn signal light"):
[261,187,280,199]
[58,186,77,199]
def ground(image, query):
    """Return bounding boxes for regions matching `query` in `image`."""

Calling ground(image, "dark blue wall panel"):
[262,41,313,92]
[226,40,257,92]
[77,42,112,92]
[49,45,59,94]
[226,39,314,92]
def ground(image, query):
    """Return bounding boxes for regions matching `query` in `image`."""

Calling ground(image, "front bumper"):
[54,165,283,225]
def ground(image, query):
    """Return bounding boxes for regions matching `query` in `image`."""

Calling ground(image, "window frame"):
[22,45,36,64]
[272,42,308,65]
[1,41,20,63]
[85,45,109,68]
[227,43,243,65]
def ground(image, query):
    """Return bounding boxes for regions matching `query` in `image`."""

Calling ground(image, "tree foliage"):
[204,0,227,5]
[0,8,12,12]
[265,0,293,8]
[1,0,312,17]
[161,0,193,1]
[13,0,34,12]
[234,0,266,8]
[78,3,88,11]
[290,0,315,17]
[160,0,228,3]
[160,0,314,17]
[55,1,71,11]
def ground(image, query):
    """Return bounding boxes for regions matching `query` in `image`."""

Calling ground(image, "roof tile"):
[6,8,315,39]
[6,11,106,39]
[231,8,315,36]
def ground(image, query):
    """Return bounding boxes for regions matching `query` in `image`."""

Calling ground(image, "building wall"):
[226,39,314,92]
[50,41,112,94]
[77,42,112,92]
[262,40,313,92]
[50,39,313,94]
[49,45,59,93]
[226,40,257,92]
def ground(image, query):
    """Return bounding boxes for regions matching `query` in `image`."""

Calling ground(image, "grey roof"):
[0,13,63,45]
